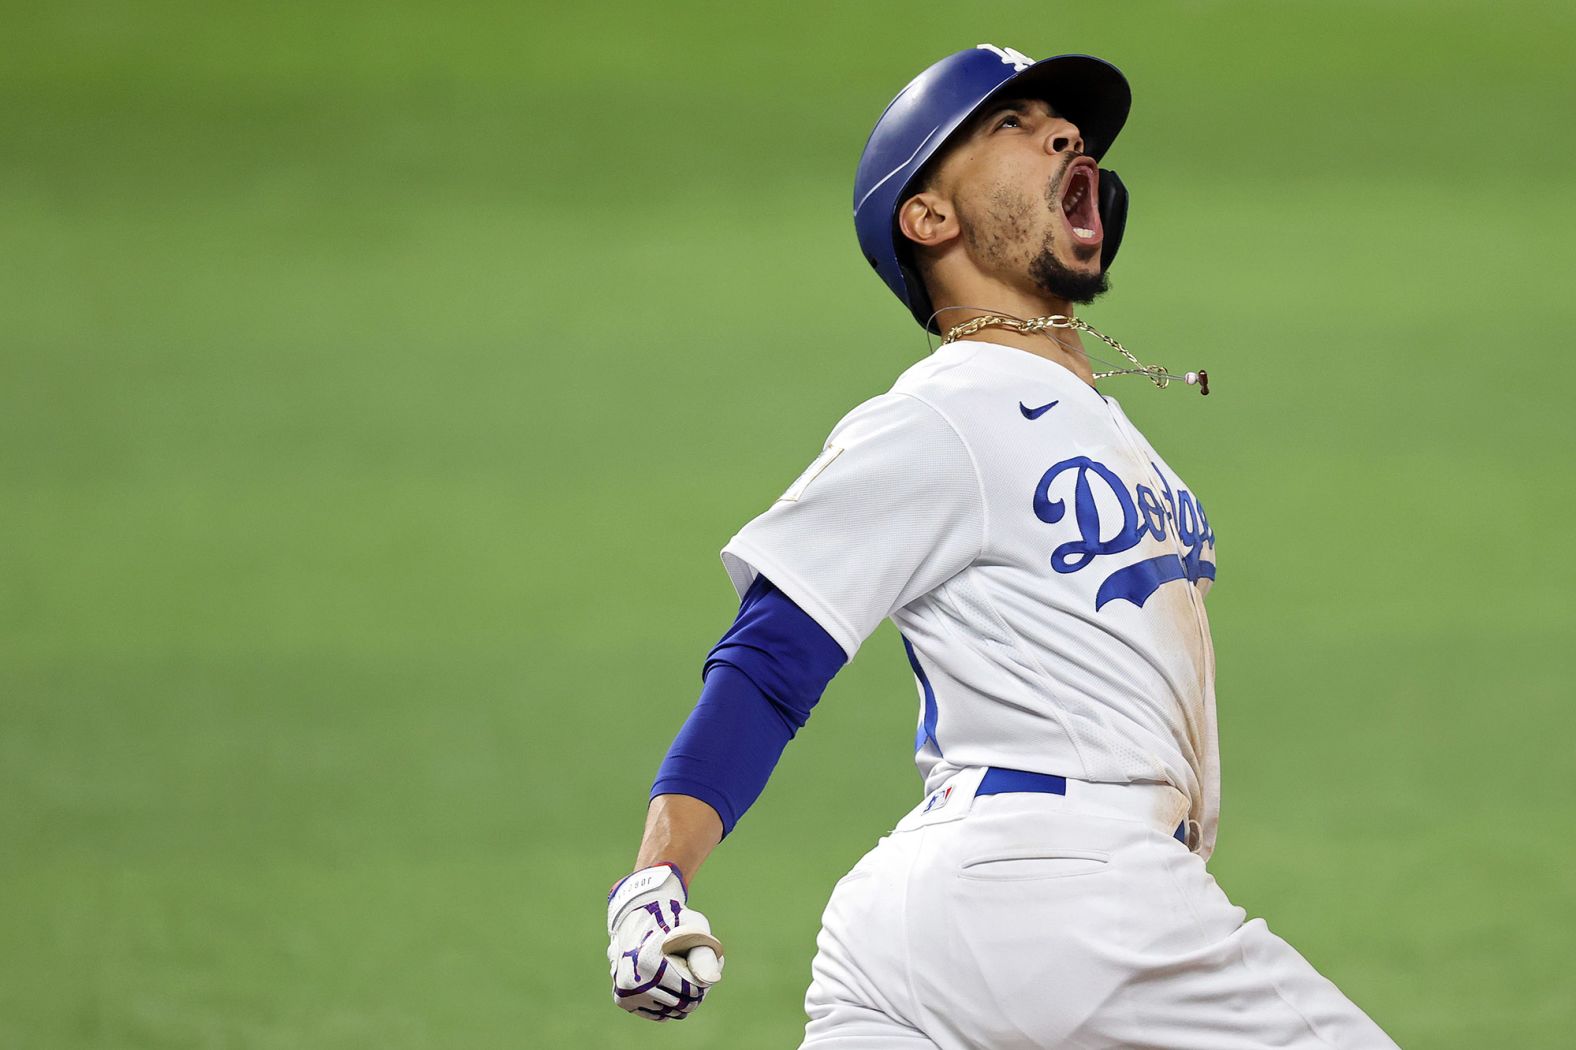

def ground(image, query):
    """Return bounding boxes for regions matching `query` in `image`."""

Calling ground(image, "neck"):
[933,291,1097,388]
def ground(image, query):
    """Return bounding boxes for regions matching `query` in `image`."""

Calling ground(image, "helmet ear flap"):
[904,259,940,334]
[1097,168,1128,271]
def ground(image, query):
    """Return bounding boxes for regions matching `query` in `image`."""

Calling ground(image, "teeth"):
[1073,227,1095,238]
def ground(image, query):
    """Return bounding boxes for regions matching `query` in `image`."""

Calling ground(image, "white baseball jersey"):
[721,339,1222,858]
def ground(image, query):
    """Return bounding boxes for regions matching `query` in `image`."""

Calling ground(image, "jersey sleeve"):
[720,392,983,660]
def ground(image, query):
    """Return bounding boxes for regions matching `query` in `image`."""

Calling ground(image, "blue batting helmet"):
[853,44,1132,331]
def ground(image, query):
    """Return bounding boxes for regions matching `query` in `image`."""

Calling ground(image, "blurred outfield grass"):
[3,1,1573,1046]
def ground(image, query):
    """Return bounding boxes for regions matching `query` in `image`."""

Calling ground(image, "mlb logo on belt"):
[921,785,955,813]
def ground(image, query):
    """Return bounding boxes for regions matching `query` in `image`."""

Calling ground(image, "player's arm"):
[607,393,982,1022]
[634,793,724,883]
[606,575,846,1022]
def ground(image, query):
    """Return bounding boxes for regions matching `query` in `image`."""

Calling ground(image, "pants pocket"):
[958,847,1110,882]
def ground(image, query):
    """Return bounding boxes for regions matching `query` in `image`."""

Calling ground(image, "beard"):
[1028,242,1110,304]
[1028,158,1110,304]
[953,171,1112,306]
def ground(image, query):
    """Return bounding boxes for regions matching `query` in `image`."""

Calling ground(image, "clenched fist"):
[606,863,725,1021]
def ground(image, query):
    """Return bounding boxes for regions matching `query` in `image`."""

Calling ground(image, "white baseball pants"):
[799,769,1398,1049]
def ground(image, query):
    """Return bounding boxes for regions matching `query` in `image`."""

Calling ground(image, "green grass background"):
[4,1,1572,1046]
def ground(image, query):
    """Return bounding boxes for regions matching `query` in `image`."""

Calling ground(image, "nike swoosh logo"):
[1019,400,1059,420]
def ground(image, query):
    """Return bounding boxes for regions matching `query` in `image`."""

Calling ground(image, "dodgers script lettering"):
[1032,456,1216,609]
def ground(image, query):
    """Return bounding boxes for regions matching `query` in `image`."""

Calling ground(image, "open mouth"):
[1057,157,1103,245]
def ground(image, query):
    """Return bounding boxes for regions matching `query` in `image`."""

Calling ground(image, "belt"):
[977,767,1188,844]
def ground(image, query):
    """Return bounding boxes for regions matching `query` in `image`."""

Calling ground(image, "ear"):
[896,190,959,250]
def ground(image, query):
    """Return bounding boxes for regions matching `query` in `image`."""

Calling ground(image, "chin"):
[1029,246,1110,305]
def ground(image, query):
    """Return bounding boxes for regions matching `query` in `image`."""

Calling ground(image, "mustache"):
[1043,151,1085,206]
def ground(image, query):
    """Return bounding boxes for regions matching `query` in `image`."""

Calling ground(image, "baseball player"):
[606,44,1400,1048]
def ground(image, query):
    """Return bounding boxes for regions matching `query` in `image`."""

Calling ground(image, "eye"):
[994,113,1023,130]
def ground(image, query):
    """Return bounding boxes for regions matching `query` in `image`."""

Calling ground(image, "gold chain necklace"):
[940,313,1209,395]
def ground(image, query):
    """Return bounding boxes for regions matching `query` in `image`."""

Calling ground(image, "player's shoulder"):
[881,340,1066,437]
[829,340,1077,447]
[816,355,981,462]
[825,387,957,448]
[891,339,1067,397]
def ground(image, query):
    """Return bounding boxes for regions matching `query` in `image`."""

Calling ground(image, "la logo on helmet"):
[976,43,1034,71]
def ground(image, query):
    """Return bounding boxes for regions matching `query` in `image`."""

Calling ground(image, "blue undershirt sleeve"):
[649,575,848,836]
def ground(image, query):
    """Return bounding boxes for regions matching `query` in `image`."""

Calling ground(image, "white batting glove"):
[606,863,725,1022]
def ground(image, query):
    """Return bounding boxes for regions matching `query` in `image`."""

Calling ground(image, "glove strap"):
[607,862,686,932]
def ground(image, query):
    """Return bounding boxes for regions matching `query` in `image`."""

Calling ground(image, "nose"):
[1045,117,1085,156]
